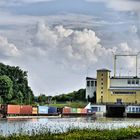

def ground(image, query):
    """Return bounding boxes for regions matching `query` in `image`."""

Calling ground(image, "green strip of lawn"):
[1,127,140,140]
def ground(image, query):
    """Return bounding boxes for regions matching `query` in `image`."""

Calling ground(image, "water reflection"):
[0,117,140,136]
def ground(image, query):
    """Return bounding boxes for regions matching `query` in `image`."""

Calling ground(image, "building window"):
[136,80,139,85]
[132,80,135,84]
[101,96,103,103]
[91,81,94,86]
[116,99,122,104]
[101,82,103,85]
[128,80,131,84]
[136,108,139,113]
[95,81,97,86]
[113,92,136,94]
[101,87,103,90]
[101,91,103,94]
[101,73,103,76]
[132,107,135,113]
[129,107,131,112]
[87,81,90,87]
[101,78,103,81]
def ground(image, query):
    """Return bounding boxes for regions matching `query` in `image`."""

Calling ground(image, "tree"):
[0,75,13,104]
[38,94,47,105]
[0,63,34,104]
[52,89,86,102]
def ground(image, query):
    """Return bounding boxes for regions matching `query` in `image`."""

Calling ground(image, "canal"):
[0,117,140,136]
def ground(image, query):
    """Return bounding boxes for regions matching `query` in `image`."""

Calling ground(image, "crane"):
[113,53,140,77]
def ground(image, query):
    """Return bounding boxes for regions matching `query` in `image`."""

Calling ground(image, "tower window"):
[87,81,90,87]
[91,81,94,86]
[95,81,97,86]
[132,80,135,84]
[128,80,131,84]
[136,80,139,85]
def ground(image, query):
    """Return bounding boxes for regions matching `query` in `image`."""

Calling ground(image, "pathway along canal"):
[0,117,140,136]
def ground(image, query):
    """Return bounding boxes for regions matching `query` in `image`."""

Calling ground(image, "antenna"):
[113,52,140,77]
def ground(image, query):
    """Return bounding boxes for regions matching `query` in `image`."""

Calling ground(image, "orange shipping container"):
[63,108,71,114]
[7,105,20,115]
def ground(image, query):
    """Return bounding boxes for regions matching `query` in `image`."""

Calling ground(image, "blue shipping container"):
[48,107,57,114]
[38,106,48,114]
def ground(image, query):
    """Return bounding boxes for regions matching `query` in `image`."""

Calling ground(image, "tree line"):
[0,63,34,104]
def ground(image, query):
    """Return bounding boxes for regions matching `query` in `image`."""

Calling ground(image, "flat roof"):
[111,76,140,79]
[86,77,96,80]
[97,69,111,72]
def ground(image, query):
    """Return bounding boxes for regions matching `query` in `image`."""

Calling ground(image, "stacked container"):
[20,105,32,115]
[32,107,38,115]
[38,106,48,114]
[81,109,87,114]
[7,105,20,115]
[71,108,77,113]
[48,107,57,114]
[63,107,71,114]
[77,108,82,113]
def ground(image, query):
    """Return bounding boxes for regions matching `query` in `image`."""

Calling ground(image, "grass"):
[1,127,140,140]
[49,101,87,108]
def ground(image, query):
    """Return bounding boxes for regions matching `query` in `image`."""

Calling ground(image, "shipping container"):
[71,108,77,113]
[77,108,82,113]
[32,107,38,114]
[62,108,71,114]
[48,107,57,114]
[20,105,32,115]
[81,109,87,114]
[38,106,48,114]
[7,105,20,115]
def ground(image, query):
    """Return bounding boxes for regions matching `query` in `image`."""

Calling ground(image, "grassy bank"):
[49,101,87,108]
[1,127,140,140]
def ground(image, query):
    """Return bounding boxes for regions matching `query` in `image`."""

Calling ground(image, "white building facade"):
[86,77,96,99]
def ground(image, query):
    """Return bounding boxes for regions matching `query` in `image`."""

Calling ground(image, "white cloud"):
[1,22,138,95]
[129,25,138,34]
[34,22,113,68]
[0,0,53,6]
[86,0,140,12]
[0,35,19,57]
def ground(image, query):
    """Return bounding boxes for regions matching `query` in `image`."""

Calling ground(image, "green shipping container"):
[71,108,77,113]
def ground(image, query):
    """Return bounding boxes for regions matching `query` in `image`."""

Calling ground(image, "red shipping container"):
[20,105,32,115]
[63,108,71,114]
[7,105,20,115]
[81,109,87,114]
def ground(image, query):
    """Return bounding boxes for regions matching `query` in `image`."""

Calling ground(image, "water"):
[1,117,140,136]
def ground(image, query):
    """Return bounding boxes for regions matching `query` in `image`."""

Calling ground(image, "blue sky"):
[0,0,140,95]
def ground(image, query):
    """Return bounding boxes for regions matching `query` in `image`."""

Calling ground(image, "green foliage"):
[52,89,86,102]
[0,63,34,104]
[1,126,140,140]
[38,94,48,105]
[0,75,13,103]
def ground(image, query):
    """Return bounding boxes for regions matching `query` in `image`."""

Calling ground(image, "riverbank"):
[1,127,140,140]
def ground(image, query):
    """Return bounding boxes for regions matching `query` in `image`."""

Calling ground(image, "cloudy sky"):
[0,0,140,96]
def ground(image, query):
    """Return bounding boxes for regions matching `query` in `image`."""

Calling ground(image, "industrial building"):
[86,69,140,104]
[97,69,140,104]
[86,53,140,117]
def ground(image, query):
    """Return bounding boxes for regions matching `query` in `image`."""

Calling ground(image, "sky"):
[0,0,140,96]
